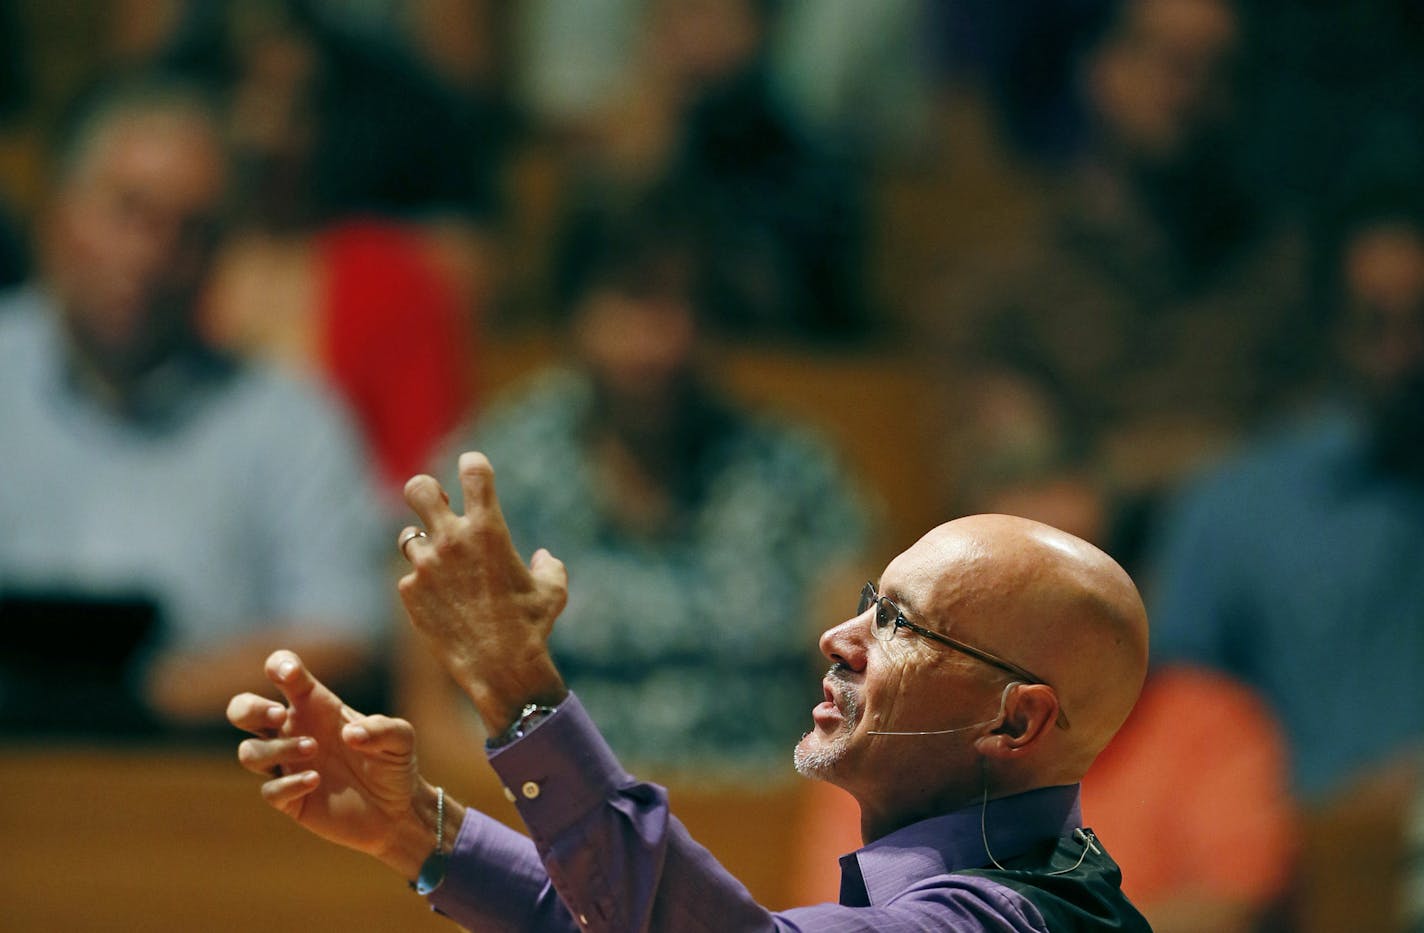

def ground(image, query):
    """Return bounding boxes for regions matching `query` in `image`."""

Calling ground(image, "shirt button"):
[521,781,541,800]
[502,786,515,803]
[579,914,589,925]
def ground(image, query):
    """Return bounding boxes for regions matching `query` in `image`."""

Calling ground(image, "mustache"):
[826,663,860,724]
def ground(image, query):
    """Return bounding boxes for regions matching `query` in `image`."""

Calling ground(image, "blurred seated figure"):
[0,201,24,291]
[404,198,871,779]
[788,665,1298,931]
[0,0,29,292]
[547,0,869,339]
[205,219,476,497]
[160,0,487,498]
[1150,179,1424,927]
[931,0,1312,567]
[515,0,930,160]
[0,75,386,734]
[1079,665,1297,933]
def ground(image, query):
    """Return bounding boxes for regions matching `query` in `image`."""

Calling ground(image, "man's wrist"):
[377,782,465,882]
[463,657,568,737]
[487,702,560,749]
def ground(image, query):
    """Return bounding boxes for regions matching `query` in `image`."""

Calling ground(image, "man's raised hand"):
[227,650,446,879]
[396,452,570,733]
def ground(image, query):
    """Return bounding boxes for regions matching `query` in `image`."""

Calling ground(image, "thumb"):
[530,548,569,610]
[265,650,324,704]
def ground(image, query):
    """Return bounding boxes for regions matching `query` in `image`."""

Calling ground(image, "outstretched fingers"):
[238,734,319,777]
[227,691,287,736]
[260,769,321,811]
[342,714,416,761]
[457,452,520,542]
[403,474,456,535]
[265,649,327,707]
[530,548,570,614]
[456,451,500,514]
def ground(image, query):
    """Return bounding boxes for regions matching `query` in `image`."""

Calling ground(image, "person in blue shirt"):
[1149,182,1424,803]
[0,74,386,733]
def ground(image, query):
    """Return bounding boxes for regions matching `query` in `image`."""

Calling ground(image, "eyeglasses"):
[858,582,1070,730]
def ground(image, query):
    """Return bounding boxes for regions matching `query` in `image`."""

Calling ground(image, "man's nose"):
[818,613,869,671]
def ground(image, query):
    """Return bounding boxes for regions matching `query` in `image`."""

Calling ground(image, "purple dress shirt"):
[427,695,1088,932]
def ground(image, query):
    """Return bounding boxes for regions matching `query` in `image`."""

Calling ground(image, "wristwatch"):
[486,702,559,749]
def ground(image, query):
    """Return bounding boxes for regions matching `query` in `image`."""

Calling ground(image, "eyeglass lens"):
[858,584,895,641]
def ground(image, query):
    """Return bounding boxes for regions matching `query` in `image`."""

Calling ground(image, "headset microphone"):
[866,682,1021,736]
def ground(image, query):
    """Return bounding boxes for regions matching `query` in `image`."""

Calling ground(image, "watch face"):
[414,850,449,896]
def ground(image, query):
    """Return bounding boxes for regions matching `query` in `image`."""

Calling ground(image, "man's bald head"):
[798,513,1148,837]
[900,514,1148,782]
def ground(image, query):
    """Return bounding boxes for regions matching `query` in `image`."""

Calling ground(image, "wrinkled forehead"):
[876,532,990,631]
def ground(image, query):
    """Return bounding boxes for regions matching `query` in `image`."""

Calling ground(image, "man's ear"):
[974,683,1058,758]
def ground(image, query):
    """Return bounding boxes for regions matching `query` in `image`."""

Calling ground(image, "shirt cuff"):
[486,692,634,839]
[426,808,548,927]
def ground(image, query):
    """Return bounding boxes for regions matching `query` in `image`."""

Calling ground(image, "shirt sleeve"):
[426,810,580,932]
[430,694,1051,933]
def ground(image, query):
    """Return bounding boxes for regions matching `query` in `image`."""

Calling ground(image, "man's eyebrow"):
[880,585,929,623]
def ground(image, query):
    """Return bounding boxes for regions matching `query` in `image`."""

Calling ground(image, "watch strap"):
[486,702,558,749]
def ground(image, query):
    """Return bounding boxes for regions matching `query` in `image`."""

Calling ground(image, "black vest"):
[958,828,1153,931]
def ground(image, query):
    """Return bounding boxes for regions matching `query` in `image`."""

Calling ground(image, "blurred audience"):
[542,0,870,339]
[1151,176,1424,800]
[1150,176,1424,928]
[516,0,930,161]
[762,0,932,160]
[1232,0,1424,223]
[157,0,489,498]
[403,196,871,779]
[0,75,386,734]
[0,0,28,290]
[930,0,1313,566]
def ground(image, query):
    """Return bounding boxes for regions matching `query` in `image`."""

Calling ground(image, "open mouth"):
[812,678,851,731]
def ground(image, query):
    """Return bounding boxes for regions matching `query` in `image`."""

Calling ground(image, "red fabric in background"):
[318,221,476,492]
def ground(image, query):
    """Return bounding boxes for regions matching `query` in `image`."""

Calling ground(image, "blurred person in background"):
[0,74,386,734]
[1074,664,1296,932]
[0,0,30,291]
[930,0,1312,566]
[156,0,491,499]
[514,0,931,162]
[1149,174,1424,930]
[541,0,870,339]
[402,194,871,779]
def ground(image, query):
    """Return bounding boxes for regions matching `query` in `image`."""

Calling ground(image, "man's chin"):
[793,731,848,780]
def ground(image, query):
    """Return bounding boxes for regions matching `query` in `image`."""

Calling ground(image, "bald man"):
[228,453,1152,931]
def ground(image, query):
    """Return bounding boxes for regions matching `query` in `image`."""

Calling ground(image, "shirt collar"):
[842,783,1082,907]
[35,301,232,432]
